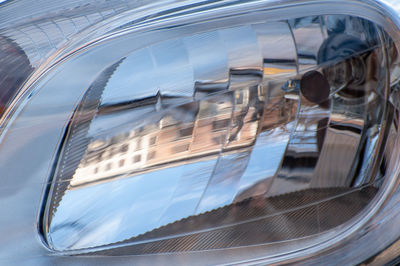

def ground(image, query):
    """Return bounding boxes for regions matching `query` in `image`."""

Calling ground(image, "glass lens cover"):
[42,14,397,255]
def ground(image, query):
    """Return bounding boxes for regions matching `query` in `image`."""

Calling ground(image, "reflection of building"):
[70,86,297,187]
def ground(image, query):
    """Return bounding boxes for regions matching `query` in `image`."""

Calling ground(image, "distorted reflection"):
[44,15,396,252]
[0,36,32,115]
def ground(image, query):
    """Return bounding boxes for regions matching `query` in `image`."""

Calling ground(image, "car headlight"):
[2,0,400,265]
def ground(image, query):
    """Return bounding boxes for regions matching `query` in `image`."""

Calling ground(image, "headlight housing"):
[2,0,400,265]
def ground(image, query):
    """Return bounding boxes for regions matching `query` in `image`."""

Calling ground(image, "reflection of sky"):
[385,2,400,24]
[101,38,194,106]
[51,159,225,250]
[237,129,290,192]
[101,48,158,105]
[157,159,216,226]
[47,22,302,250]
[50,121,293,250]
[87,106,154,136]
[51,165,184,249]
[195,151,250,214]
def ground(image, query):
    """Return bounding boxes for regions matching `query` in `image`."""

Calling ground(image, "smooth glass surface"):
[1,0,400,265]
[43,14,394,253]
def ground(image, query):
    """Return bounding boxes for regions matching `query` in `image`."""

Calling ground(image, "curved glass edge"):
[38,0,400,264]
[41,12,394,255]
[0,0,400,265]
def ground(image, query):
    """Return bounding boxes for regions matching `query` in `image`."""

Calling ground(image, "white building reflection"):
[70,86,297,188]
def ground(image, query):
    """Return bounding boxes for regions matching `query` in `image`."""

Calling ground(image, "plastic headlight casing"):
[2,0,400,265]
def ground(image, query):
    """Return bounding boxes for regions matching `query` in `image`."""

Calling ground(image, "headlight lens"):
[2,0,400,265]
[43,14,393,254]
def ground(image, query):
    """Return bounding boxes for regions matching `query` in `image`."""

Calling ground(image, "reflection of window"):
[212,118,230,131]
[212,135,225,145]
[149,136,157,145]
[147,151,156,160]
[119,159,125,167]
[106,163,112,171]
[173,144,190,153]
[178,127,194,138]
[136,138,142,150]
[120,144,129,153]
[106,148,115,159]
[133,155,141,163]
